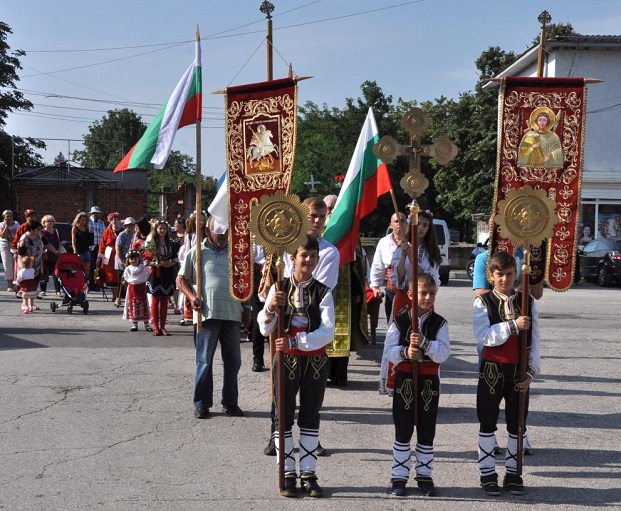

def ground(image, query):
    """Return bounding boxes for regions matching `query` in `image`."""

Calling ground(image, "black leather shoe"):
[223,405,244,417]
[416,476,436,496]
[480,474,501,496]
[280,476,297,498]
[503,473,525,495]
[194,407,210,419]
[252,362,265,372]
[391,479,406,496]
[301,475,323,497]
[316,442,327,456]
[264,437,276,456]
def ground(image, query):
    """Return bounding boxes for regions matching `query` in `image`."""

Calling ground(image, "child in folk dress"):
[123,250,152,332]
[16,255,38,314]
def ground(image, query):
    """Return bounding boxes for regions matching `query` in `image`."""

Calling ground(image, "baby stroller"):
[50,253,89,314]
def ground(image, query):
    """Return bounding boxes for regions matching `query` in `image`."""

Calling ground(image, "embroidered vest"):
[479,291,532,364]
[394,310,446,375]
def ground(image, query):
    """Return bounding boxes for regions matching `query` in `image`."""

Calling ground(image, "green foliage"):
[73,108,146,169]
[0,22,44,209]
[146,150,196,212]
[531,22,579,47]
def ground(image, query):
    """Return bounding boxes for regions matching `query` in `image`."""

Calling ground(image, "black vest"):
[394,310,446,362]
[479,291,533,349]
[282,278,330,334]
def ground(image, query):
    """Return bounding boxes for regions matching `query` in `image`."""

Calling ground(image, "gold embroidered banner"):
[491,77,587,291]
[224,78,297,301]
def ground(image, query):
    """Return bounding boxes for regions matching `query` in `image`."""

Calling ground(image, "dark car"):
[578,237,621,286]
[466,239,488,280]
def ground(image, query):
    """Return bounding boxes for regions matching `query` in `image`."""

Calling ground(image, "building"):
[490,35,621,241]
[14,164,147,222]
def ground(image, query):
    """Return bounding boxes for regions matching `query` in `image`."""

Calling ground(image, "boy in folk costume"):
[258,235,335,498]
[382,272,450,497]
[473,251,540,496]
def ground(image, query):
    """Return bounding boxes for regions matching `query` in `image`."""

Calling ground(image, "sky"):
[3,0,621,179]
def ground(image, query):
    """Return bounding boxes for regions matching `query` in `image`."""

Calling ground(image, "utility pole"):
[260,1,275,81]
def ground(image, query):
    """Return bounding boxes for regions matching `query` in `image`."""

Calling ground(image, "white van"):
[433,219,451,285]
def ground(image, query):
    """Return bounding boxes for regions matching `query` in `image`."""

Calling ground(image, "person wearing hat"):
[88,206,105,289]
[10,210,38,294]
[113,217,135,307]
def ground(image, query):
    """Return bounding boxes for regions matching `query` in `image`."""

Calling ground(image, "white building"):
[491,35,621,241]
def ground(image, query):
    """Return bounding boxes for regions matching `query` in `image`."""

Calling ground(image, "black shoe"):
[264,437,276,456]
[416,476,436,496]
[480,474,501,496]
[503,473,525,495]
[223,404,244,417]
[280,476,297,498]
[391,479,406,496]
[316,442,327,457]
[194,407,210,419]
[252,362,265,372]
[336,380,348,387]
[301,475,323,498]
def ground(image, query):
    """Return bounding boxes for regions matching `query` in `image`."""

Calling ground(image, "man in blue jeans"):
[176,216,250,419]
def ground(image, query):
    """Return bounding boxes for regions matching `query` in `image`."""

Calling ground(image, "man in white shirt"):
[369,212,407,322]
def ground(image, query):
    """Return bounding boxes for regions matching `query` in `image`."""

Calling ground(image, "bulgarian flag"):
[323,107,392,266]
[115,39,202,172]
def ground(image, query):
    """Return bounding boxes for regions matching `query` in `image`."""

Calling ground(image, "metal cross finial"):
[260,1,275,19]
[538,10,552,28]
[304,173,321,193]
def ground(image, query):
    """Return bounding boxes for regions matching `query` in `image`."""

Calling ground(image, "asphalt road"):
[0,271,620,510]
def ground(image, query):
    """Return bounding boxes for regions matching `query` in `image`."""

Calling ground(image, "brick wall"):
[16,185,147,223]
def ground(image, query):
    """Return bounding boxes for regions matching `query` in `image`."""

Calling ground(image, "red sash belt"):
[482,334,519,364]
[395,360,440,376]
[283,325,327,356]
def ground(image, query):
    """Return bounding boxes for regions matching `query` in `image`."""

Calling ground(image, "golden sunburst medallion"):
[249,191,311,255]
[494,185,556,248]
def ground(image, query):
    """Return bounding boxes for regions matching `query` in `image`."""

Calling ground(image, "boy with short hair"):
[383,272,450,497]
[258,235,335,498]
[473,251,541,496]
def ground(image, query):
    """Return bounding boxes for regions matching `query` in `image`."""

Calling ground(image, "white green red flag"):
[323,107,392,266]
[114,40,202,172]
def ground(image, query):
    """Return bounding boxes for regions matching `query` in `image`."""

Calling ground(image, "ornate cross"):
[373,107,458,198]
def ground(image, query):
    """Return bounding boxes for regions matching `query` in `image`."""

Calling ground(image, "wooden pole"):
[408,200,420,426]
[517,247,531,475]
[194,26,202,333]
[275,254,285,490]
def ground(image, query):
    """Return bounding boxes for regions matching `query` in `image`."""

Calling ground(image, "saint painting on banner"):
[245,118,281,174]
[517,107,563,168]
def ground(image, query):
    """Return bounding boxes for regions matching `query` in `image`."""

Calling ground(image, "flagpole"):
[194,26,203,333]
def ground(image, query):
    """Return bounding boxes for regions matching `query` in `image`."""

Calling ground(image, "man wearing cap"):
[89,206,105,289]
[113,217,136,307]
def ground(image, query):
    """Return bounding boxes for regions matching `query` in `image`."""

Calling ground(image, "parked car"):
[467,239,488,280]
[578,237,621,287]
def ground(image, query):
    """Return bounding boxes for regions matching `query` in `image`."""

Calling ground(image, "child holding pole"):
[382,272,450,497]
[257,235,335,498]
[473,251,540,496]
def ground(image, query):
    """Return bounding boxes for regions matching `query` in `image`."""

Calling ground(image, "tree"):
[0,22,44,209]
[73,108,146,169]
[531,22,578,47]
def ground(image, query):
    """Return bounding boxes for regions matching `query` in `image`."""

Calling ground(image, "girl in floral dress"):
[123,250,152,332]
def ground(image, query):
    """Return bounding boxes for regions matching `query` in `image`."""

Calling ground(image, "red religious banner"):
[491,77,587,291]
[225,78,297,301]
